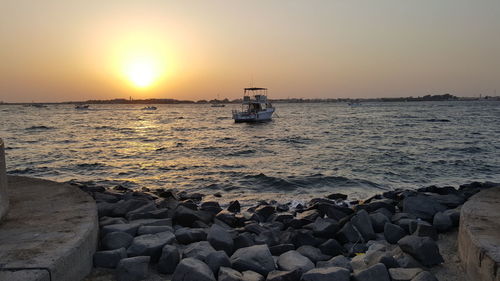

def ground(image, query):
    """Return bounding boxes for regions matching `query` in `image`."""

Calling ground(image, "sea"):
[1,101,499,205]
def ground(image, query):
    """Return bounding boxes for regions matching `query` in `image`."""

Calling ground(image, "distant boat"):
[141,106,157,110]
[232,87,275,122]
[211,94,226,107]
[75,104,89,110]
[29,104,47,108]
[348,101,361,107]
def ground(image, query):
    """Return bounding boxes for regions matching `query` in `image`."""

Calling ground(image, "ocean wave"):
[9,166,50,174]
[424,118,451,122]
[26,125,54,130]
[278,136,314,144]
[227,149,256,156]
[239,173,385,192]
[75,162,108,170]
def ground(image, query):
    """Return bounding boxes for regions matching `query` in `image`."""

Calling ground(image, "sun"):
[124,56,161,88]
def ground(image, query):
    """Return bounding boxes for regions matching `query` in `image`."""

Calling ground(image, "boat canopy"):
[244,87,267,92]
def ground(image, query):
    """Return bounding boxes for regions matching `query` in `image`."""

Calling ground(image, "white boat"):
[232,87,275,122]
[141,106,157,110]
[75,104,89,109]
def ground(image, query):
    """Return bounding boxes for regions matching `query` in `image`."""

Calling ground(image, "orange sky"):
[1,0,499,102]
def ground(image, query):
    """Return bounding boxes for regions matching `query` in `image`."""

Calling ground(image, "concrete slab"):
[0,139,9,221]
[458,186,500,281]
[0,269,50,281]
[0,176,98,281]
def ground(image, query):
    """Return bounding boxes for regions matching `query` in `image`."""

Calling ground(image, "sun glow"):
[108,32,173,90]
[124,56,161,88]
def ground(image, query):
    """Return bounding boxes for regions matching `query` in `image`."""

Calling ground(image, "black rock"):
[396,219,419,233]
[428,194,465,208]
[101,223,140,237]
[296,245,331,263]
[291,229,321,248]
[172,257,216,281]
[266,270,300,281]
[397,236,444,266]
[326,193,348,200]
[129,218,172,227]
[207,224,234,255]
[158,245,180,274]
[200,201,223,214]
[344,242,368,256]
[216,210,238,227]
[311,217,339,238]
[443,208,460,226]
[125,202,157,219]
[355,199,396,213]
[402,195,448,221]
[270,244,295,256]
[173,205,213,227]
[234,232,256,250]
[277,250,314,275]
[175,227,207,244]
[93,248,127,268]
[370,213,390,233]
[326,205,353,221]
[319,239,344,256]
[99,216,128,227]
[126,208,170,221]
[316,255,352,271]
[301,266,351,281]
[384,223,407,244]
[296,209,321,223]
[183,241,217,261]
[393,251,422,268]
[413,223,438,241]
[244,223,266,235]
[102,232,133,250]
[126,231,176,261]
[115,256,150,281]
[364,250,399,268]
[230,244,276,276]
[137,225,173,235]
[276,204,290,212]
[255,205,276,221]
[206,250,231,275]
[254,230,280,247]
[373,208,393,219]
[432,212,453,232]
[388,268,423,281]
[408,220,432,234]
[336,222,362,244]
[411,271,439,281]
[227,200,241,213]
[112,199,152,217]
[241,270,264,281]
[218,266,244,281]
[351,210,376,241]
[352,263,391,281]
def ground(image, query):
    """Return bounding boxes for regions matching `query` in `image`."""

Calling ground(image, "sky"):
[1,0,499,102]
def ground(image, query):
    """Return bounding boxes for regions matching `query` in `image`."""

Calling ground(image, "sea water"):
[1,101,499,204]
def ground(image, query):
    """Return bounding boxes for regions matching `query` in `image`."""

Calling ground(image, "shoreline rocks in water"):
[73,180,498,281]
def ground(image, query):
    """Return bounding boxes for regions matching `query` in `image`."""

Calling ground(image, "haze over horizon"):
[1,0,499,103]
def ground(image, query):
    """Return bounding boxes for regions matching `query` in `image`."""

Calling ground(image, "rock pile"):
[72,181,498,281]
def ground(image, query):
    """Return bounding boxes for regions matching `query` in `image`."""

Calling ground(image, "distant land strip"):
[1,94,499,105]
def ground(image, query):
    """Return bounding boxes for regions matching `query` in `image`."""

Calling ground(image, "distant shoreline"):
[1,94,499,105]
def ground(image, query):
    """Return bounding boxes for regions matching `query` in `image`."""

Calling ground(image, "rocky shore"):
[74,181,499,281]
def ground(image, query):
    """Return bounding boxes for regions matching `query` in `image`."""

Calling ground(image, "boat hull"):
[232,108,275,122]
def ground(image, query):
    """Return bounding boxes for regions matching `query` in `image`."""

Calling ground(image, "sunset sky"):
[1,0,499,102]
